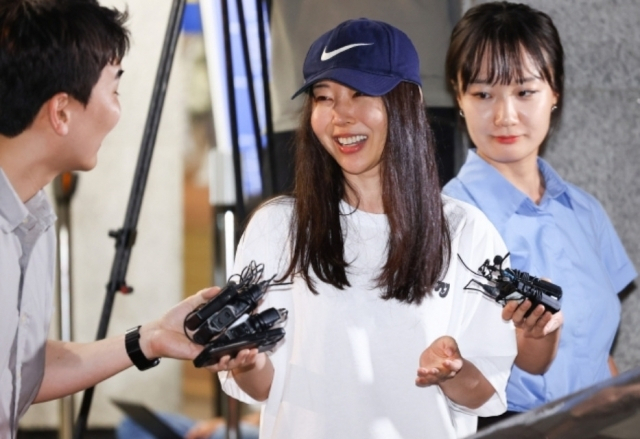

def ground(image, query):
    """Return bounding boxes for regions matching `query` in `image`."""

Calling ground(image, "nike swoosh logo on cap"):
[320,43,373,61]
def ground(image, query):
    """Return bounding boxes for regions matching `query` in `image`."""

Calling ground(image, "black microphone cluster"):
[184,261,287,368]
[460,253,562,316]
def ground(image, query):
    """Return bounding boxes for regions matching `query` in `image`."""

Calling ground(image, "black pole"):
[72,0,187,437]
[219,2,246,438]
[255,0,276,196]
[235,0,266,195]
[221,0,246,228]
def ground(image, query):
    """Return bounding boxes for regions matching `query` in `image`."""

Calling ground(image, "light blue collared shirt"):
[0,168,57,437]
[443,150,637,412]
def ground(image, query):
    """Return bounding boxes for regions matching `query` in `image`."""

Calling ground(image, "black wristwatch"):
[125,326,160,371]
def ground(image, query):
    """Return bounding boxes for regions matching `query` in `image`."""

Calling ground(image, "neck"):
[0,134,59,203]
[343,173,384,214]
[487,154,545,204]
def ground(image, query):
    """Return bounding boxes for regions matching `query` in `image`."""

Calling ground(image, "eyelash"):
[471,90,538,99]
[472,92,490,99]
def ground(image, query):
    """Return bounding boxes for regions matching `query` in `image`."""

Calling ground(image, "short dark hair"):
[0,0,130,137]
[445,1,564,124]
[282,81,451,305]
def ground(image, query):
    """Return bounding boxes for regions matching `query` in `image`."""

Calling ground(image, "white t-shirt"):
[220,195,516,439]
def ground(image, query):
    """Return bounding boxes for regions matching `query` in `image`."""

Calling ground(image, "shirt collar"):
[538,156,570,203]
[0,167,56,233]
[456,150,569,228]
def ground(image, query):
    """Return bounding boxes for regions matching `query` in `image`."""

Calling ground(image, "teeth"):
[337,135,367,146]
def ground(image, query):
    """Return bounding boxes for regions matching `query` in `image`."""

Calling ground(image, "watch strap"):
[125,325,160,371]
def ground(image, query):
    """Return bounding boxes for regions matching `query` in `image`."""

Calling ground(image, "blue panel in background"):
[182,2,203,34]
[227,0,268,200]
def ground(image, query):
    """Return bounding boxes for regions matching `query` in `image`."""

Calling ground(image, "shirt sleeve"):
[218,199,293,405]
[592,200,637,293]
[444,199,517,417]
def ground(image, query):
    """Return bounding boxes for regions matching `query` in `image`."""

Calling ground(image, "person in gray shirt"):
[0,1,219,436]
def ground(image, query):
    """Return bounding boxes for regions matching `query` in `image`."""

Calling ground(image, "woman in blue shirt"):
[442,1,638,429]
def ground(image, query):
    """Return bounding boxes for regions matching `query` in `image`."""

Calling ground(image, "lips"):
[494,135,519,144]
[335,134,367,153]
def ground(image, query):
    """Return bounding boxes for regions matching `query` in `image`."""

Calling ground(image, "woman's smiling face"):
[310,80,388,182]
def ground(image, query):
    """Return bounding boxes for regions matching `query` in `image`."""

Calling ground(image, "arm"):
[207,351,274,401]
[504,300,563,374]
[416,336,495,409]
[35,287,220,403]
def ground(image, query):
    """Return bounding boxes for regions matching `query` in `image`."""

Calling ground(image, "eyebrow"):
[471,76,540,85]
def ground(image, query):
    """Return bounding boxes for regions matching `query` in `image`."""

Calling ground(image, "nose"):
[494,97,518,127]
[332,96,355,125]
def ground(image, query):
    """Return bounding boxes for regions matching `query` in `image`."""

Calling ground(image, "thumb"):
[543,311,563,335]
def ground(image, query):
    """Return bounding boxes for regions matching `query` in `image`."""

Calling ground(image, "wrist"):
[125,325,160,371]
[137,322,158,358]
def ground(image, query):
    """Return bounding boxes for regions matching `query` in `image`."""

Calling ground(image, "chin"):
[75,158,98,172]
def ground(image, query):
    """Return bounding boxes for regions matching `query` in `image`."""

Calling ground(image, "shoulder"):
[442,194,507,260]
[442,194,495,238]
[564,182,607,212]
[241,196,294,243]
[442,178,475,206]
[248,196,294,226]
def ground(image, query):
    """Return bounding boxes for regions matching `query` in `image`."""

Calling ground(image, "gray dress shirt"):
[0,168,56,438]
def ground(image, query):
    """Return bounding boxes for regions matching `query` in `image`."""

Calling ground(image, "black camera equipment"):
[459,252,562,316]
[185,261,288,367]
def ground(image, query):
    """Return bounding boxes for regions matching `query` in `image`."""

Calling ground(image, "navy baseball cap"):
[291,18,421,98]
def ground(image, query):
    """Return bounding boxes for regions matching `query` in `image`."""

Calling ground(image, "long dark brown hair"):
[280,81,450,305]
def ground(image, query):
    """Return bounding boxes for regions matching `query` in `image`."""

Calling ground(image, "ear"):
[456,95,463,112]
[552,92,559,107]
[452,80,463,109]
[46,93,72,136]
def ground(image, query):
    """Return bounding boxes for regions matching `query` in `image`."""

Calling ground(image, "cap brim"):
[291,68,405,99]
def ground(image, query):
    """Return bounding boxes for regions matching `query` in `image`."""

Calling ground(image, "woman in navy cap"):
[443,1,637,429]
[210,18,517,438]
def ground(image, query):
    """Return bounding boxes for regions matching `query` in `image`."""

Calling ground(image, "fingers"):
[443,358,463,373]
[195,286,222,304]
[417,336,464,388]
[432,335,459,358]
[542,311,563,335]
[182,286,223,311]
[511,302,563,340]
[416,367,439,386]
[415,364,459,387]
[205,348,260,373]
[501,300,519,320]
[509,300,547,328]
